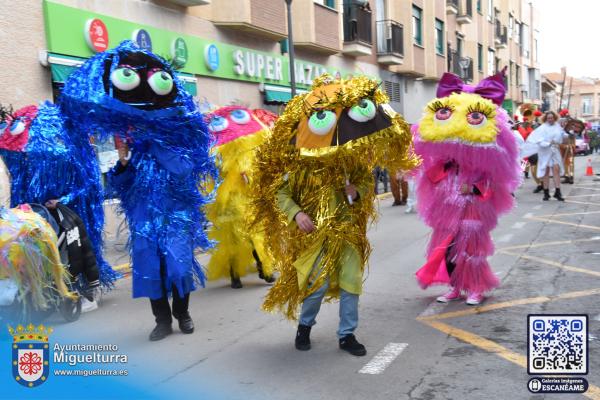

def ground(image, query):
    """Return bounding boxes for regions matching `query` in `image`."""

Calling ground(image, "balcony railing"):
[376,20,403,57]
[457,0,473,24]
[450,50,474,82]
[494,20,508,48]
[446,0,459,14]
[343,3,372,45]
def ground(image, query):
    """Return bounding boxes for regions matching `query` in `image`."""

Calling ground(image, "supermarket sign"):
[43,0,354,88]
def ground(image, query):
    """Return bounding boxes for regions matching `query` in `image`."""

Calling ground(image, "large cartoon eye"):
[147,69,174,95]
[308,110,337,136]
[9,119,26,136]
[229,109,251,125]
[466,111,487,127]
[110,66,141,91]
[208,116,229,132]
[348,98,377,122]
[434,108,453,123]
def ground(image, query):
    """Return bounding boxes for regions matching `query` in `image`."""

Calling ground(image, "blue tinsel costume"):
[60,41,217,299]
[0,102,117,287]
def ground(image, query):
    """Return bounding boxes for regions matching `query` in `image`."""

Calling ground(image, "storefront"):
[42,0,358,108]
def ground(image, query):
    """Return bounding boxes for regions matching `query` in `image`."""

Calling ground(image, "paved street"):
[48,155,600,400]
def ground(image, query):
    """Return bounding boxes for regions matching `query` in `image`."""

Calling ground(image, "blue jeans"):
[299,281,359,339]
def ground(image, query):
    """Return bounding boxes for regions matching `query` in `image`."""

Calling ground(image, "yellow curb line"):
[499,251,600,278]
[376,192,393,200]
[418,288,600,322]
[497,237,600,252]
[113,263,130,272]
[419,319,600,399]
[526,216,600,231]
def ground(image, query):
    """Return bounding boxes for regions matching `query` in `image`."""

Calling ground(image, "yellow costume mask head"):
[276,74,409,157]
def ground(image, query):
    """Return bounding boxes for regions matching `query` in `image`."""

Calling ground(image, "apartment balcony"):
[209,0,286,40]
[456,0,473,24]
[450,50,473,82]
[165,0,210,5]
[376,20,403,65]
[494,21,508,49]
[293,2,341,55]
[342,3,373,56]
[446,0,459,15]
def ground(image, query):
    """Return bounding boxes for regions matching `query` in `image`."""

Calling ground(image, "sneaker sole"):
[340,347,367,356]
[436,296,462,303]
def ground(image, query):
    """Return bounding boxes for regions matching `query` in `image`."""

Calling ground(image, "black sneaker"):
[533,184,544,194]
[176,313,194,334]
[295,325,311,351]
[339,334,367,356]
[543,189,550,201]
[149,323,173,341]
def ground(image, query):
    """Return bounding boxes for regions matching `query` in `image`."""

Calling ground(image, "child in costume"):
[251,74,419,355]
[60,41,217,341]
[205,105,276,289]
[0,103,115,289]
[414,71,520,305]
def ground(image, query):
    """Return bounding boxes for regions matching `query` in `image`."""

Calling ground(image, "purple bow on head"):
[436,69,507,106]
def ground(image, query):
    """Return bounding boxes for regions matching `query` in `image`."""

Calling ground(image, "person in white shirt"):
[524,111,566,201]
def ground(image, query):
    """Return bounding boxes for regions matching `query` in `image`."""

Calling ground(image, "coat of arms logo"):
[9,324,52,387]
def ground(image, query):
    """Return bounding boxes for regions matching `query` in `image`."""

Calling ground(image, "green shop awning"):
[263,84,308,104]
[47,53,197,95]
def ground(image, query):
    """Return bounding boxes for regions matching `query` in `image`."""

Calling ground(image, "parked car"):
[575,138,591,155]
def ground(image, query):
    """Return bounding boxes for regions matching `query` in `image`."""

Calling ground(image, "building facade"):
[544,70,600,125]
[0,0,541,124]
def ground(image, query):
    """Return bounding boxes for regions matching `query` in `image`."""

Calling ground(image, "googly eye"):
[9,119,26,136]
[348,98,377,122]
[434,108,453,123]
[147,69,174,96]
[308,110,337,136]
[110,66,141,91]
[229,109,251,125]
[208,116,229,132]
[467,111,487,126]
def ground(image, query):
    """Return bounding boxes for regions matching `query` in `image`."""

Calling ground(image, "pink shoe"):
[465,292,484,306]
[436,287,462,303]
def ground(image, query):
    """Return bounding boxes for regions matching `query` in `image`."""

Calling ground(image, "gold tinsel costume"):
[251,75,420,319]
[206,106,276,281]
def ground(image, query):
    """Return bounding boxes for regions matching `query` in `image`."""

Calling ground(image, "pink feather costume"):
[414,72,521,295]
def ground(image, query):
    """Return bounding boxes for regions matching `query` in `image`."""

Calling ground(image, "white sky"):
[532,0,599,78]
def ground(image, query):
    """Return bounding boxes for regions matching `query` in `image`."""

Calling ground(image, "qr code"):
[528,315,588,375]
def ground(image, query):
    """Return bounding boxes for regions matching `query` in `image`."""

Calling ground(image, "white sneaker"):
[436,287,462,303]
[405,206,414,214]
[465,292,484,306]
[81,298,98,313]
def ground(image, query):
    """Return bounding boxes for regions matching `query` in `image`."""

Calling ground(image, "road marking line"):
[418,301,449,318]
[498,234,514,243]
[535,210,600,218]
[497,236,600,251]
[533,205,542,210]
[511,221,526,229]
[418,288,600,321]
[500,251,600,277]
[358,343,408,375]
[568,193,600,198]
[526,216,600,231]
[572,186,600,191]
[565,199,600,206]
[419,320,600,400]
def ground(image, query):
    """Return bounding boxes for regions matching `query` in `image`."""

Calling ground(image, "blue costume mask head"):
[60,40,198,139]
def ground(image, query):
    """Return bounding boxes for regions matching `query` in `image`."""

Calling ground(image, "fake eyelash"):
[428,100,454,113]
[466,102,494,118]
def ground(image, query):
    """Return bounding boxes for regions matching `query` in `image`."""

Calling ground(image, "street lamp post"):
[285,0,297,97]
